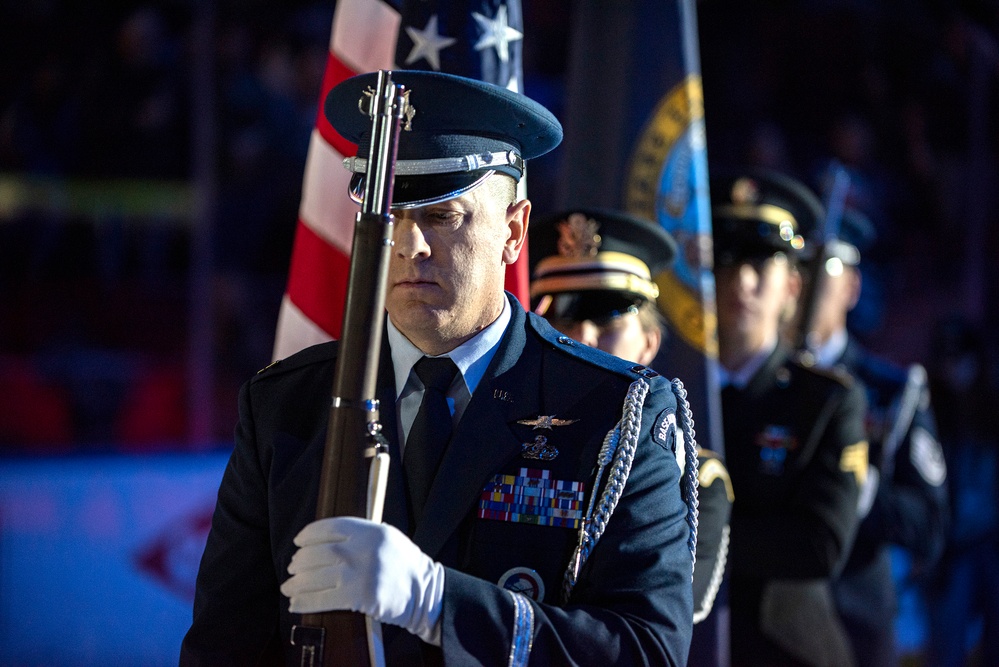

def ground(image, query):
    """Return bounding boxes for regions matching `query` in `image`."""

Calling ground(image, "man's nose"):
[737,262,761,291]
[393,215,431,259]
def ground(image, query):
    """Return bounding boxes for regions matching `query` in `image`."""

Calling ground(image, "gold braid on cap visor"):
[529,251,660,301]
[712,202,799,240]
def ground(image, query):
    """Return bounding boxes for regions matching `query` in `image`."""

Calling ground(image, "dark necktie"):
[405,356,459,524]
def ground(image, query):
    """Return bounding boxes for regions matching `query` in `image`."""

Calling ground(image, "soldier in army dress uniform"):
[181,71,695,666]
[800,208,948,667]
[528,208,735,655]
[711,169,868,667]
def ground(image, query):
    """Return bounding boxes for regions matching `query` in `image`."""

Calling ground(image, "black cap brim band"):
[349,170,497,209]
[533,290,645,326]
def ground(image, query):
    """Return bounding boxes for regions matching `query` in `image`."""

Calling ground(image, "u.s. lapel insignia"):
[516,415,578,430]
[493,389,514,403]
[522,435,559,460]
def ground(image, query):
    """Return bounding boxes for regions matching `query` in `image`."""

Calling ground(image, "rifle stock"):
[291,70,410,667]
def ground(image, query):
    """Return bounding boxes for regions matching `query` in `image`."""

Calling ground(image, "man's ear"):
[503,199,531,265]
[846,267,862,310]
[638,326,662,367]
[787,265,803,300]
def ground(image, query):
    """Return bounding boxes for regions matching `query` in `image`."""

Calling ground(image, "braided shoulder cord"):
[561,378,649,603]
[671,378,700,577]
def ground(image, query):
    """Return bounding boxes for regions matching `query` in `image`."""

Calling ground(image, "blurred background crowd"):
[1,0,997,663]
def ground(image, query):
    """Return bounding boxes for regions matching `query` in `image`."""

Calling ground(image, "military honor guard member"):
[799,208,948,667]
[528,208,734,659]
[181,71,695,665]
[711,170,869,667]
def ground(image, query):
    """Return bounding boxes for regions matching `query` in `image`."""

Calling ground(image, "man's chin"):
[388,304,450,338]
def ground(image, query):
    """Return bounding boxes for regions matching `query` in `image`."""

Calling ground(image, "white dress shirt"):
[387,297,511,452]
[717,334,778,390]
[811,327,848,370]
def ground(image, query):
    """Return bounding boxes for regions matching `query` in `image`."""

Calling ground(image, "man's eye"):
[428,210,461,224]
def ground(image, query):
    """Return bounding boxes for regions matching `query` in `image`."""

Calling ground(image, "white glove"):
[280,516,445,645]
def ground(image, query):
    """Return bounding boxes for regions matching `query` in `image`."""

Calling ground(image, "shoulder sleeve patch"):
[698,457,735,502]
[652,408,676,451]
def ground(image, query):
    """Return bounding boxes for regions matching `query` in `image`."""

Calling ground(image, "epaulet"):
[251,340,338,381]
[256,359,280,374]
[531,313,663,383]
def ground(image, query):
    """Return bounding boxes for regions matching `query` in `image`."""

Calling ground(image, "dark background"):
[0,0,995,446]
[1,1,997,663]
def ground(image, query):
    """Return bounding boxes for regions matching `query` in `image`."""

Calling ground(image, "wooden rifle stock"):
[291,70,410,667]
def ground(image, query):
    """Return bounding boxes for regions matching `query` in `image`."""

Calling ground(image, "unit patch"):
[754,425,799,475]
[478,468,586,528]
[498,567,546,603]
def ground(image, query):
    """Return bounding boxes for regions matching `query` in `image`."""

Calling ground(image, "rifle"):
[792,162,850,355]
[290,70,411,667]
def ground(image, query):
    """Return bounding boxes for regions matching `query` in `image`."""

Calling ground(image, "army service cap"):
[529,208,677,324]
[711,169,822,266]
[325,70,562,208]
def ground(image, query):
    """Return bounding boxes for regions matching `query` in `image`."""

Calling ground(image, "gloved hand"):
[280,516,445,645]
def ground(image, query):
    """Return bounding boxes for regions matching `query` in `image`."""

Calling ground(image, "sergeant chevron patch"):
[478,468,586,528]
[840,441,869,486]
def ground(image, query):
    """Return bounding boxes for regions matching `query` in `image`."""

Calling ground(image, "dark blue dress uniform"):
[723,347,867,667]
[180,299,695,665]
[829,337,947,667]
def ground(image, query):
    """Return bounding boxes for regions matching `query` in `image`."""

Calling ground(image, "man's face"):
[548,308,659,366]
[715,253,798,354]
[386,176,528,355]
[810,260,861,343]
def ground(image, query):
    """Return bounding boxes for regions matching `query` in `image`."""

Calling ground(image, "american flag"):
[272,0,528,361]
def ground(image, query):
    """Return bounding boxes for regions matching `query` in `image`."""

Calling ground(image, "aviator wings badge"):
[516,415,579,430]
[517,415,578,461]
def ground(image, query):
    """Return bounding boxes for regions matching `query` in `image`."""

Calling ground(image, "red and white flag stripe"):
[273,0,531,361]
[273,0,400,361]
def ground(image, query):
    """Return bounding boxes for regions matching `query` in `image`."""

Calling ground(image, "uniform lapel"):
[412,303,542,558]
[744,345,789,399]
